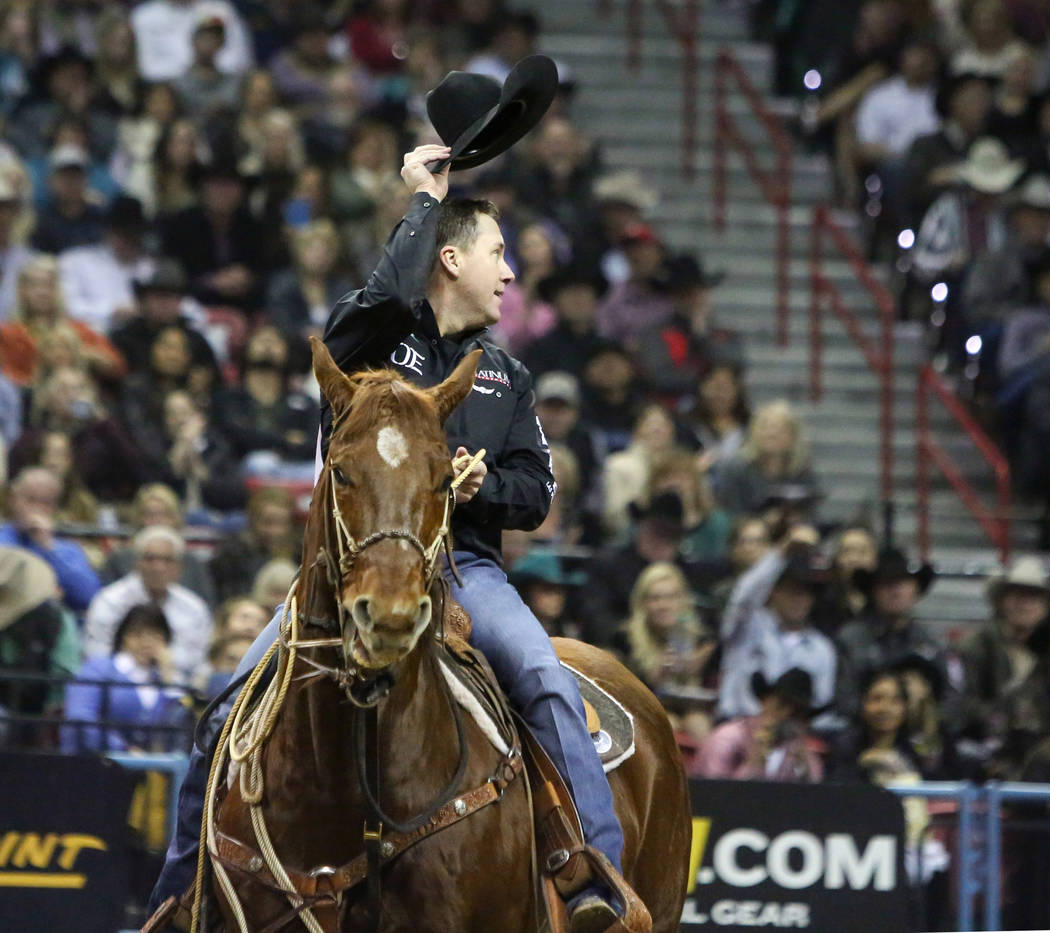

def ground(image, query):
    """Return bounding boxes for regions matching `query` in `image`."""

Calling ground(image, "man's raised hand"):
[401,145,451,201]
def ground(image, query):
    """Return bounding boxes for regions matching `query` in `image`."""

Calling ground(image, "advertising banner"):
[681,780,910,932]
[0,753,136,933]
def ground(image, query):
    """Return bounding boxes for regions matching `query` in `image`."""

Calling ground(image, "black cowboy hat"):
[751,667,824,717]
[774,543,832,591]
[426,54,559,172]
[628,490,685,537]
[654,253,725,293]
[104,194,147,232]
[759,483,826,512]
[537,264,608,304]
[853,547,935,596]
[35,45,93,88]
[888,652,946,702]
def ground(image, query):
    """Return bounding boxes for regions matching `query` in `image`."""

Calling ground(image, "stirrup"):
[550,845,652,933]
[570,894,621,933]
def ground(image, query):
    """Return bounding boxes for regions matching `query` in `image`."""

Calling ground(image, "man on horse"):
[148,142,642,932]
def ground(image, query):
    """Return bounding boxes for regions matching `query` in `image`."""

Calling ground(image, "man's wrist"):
[412,185,443,201]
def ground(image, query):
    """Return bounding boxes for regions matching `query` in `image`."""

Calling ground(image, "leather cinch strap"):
[210,753,524,906]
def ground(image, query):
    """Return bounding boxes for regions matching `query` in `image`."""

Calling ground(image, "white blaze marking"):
[376,426,409,468]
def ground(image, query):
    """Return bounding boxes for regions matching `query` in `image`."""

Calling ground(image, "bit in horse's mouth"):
[348,630,409,670]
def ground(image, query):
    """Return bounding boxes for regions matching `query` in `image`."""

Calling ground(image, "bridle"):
[282,447,486,706]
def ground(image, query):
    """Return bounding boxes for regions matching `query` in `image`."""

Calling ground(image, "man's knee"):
[502,646,581,712]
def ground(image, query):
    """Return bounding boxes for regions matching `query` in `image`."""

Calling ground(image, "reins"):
[193,445,505,933]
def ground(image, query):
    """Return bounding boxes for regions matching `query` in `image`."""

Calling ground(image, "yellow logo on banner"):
[0,832,107,889]
[687,817,712,894]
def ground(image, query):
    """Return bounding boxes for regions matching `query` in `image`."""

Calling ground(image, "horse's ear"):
[310,337,354,415]
[427,348,482,424]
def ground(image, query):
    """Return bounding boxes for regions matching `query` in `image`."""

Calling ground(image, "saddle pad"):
[439,657,635,774]
[562,662,636,774]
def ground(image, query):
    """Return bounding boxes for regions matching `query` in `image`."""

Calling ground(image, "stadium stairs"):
[532,0,1044,637]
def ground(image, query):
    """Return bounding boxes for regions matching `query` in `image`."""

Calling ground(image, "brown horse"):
[206,339,690,932]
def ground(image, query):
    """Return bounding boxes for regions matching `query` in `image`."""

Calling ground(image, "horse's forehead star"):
[376,425,410,468]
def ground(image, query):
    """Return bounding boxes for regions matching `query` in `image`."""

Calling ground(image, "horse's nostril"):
[417,596,432,626]
[352,596,373,629]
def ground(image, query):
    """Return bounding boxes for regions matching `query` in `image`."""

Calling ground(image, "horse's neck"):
[267,621,462,842]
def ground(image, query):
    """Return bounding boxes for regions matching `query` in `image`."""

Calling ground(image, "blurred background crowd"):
[771,0,1050,509]
[0,0,1050,926]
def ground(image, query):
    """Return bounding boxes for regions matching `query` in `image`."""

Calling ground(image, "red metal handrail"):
[597,0,701,178]
[809,204,895,504]
[916,365,1011,563]
[712,46,792,345]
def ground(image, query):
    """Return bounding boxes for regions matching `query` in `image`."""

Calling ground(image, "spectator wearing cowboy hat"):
[890,652,965,780]
[0,546,79,744]
[956,555,1050,776]
[635,253,742,407]
[111,259,218,384]
[159,149,266,309]
[523,265,608,380]
[58,194,156,334]
[695,668,826,781]
[509,549,585,640]
[582,491,691,647]
[836,547,943,717]
[912,137,1024,285]
[717,536,838,723]
[963,173,1050,329]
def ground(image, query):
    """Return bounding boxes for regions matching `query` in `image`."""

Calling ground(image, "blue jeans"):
[448,552,624,870]
[149,553,624,909]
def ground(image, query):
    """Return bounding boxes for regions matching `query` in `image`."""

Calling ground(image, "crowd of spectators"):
[0,5,1049,925]
[762,0,1050,529]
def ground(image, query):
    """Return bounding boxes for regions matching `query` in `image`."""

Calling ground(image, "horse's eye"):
[333,465,353,487]
[436,474,452,494]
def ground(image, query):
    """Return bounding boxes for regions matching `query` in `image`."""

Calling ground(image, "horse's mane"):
[333,367,442,443]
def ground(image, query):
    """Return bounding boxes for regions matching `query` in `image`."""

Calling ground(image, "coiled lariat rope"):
[190,448,488,933]
[194,590,327,933]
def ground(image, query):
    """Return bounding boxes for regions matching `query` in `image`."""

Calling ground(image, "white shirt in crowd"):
[59,245,155,334]
[855,77,940,158]
[131,0,254,83]
[83,573,213,684]
[717,551,837,722]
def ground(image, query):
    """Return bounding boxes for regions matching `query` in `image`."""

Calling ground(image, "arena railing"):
[705,41,1012,559]
[916,364,1011,564]
[809,203,895,511]
[886,781,979,930]
[596,0,702,179]
[712,46,793,346]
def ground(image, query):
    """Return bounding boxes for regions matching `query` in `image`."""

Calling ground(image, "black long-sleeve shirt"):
[322,193,555,564]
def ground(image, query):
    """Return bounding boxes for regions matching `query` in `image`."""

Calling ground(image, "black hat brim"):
[750,670,825,718]
[432,55,559,173]
[854,563,936,597]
